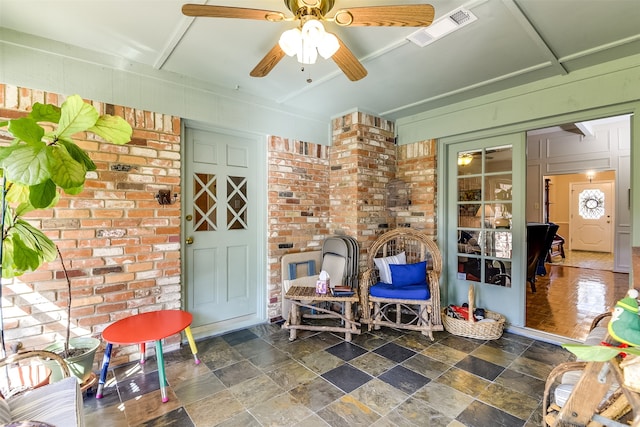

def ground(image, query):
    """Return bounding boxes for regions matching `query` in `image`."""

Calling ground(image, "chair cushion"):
[7,377,83,427]
[373,252,406,284]
[389,261,427,288]
[370,282,430,300]
[0,398,10,424]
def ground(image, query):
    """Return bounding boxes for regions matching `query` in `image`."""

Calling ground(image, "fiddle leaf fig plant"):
[0,94,132,277]
[0,94,132,358]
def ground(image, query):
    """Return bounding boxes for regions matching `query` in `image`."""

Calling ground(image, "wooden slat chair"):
[360,228,443,340]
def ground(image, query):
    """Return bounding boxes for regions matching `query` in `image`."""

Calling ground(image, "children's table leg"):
[96,343,112,399]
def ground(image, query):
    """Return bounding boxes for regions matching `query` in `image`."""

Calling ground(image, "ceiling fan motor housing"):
[286,0,335,17]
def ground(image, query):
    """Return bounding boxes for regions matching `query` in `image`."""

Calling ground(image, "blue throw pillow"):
[389,261,427,288]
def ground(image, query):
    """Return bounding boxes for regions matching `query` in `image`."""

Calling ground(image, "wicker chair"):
[0,350,84,426]
[360,228,443,340]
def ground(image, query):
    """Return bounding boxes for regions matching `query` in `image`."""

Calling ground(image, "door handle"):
[185,237,194,245]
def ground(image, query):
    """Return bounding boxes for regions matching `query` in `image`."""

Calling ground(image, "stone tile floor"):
[83,322,575,426]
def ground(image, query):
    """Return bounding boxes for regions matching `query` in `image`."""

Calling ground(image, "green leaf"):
[2,238,21,277]
[8,234,42,274]
[2,221,56,277]
[15,201,36,217]
[562,344,640,361]
[6,182,32,206]
[1,203,15,229]
[56,95,99,140]
[0,145,18,164]
[29,102,61,123]
[0,120,7,127]
[29,179,58,209]
[62,185,84,196]
[58,139,96,171]
[14,219,57,261]
[89,114,132,145]
[47,144,87,189]
[7,117,45,144]
[1,144,51,186]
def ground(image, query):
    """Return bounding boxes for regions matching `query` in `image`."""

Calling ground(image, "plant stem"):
[56,246,71,356]
[0,177,6,358]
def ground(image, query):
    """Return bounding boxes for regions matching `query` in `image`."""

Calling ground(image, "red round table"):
[96,310,200,403]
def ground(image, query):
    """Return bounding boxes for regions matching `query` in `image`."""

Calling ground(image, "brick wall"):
[0,85,182,367]
[266,137,331,321]
[1,85,441,357]
[395,139,438,236]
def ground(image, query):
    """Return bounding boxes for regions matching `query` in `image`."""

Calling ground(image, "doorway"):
[525,114,631,340]
[183,126,267,339]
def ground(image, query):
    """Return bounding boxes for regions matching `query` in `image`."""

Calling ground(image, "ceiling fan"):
[182,0,435,81]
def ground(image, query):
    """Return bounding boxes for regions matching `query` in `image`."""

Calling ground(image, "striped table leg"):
[96,343,112,399]
[155,340,168,403]
[184,326,200,364]
[139,342,146,364]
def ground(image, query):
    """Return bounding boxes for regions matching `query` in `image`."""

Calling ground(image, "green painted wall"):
[396,53,640,249]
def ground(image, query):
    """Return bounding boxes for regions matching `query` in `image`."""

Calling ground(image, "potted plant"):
[0,94,132,382]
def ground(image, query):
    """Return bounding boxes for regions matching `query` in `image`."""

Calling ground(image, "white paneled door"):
[184,127,261,330]
[570,181,614,253]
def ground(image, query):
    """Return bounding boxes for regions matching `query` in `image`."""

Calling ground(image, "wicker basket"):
[442,284,505,340]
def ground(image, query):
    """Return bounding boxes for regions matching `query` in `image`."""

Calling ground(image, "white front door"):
[184,127,265,334]
[570,181,614,252]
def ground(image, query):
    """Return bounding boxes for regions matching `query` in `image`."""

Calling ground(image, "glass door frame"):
[441,133,526,327]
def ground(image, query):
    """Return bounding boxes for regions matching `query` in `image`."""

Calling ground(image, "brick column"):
[331,111,396,268]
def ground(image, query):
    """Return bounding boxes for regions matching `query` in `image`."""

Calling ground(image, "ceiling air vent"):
[407,7,477,48]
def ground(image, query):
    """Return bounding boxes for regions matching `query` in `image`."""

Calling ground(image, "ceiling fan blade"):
[250,44,286,78]
[182,4,282,21]
[336,5,435,27]
[331,37,367,82]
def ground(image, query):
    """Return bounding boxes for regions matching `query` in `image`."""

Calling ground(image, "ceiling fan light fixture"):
[297,37,318,64]
[317,32,339,59]
[301,19,325,45]
[279,28,302,56]
[457,153,473,166]
[279,19,337,64]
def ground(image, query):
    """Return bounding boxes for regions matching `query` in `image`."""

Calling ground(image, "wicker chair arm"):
[0,350,70,378]
[590,312,612,331]
[360,268,376,314]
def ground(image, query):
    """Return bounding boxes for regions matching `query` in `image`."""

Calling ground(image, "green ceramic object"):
[44,337,100,383]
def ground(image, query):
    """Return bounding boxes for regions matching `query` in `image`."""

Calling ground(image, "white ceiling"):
[1,0,639,122]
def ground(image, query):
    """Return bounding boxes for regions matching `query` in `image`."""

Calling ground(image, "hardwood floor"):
[526,250,628,341]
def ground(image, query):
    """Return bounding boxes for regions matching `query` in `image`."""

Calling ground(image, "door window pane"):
[578,189,605,219]
[227,176,248,230]
[456,146,513,287]
[457,150,481,175]
[194,173,217,232]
